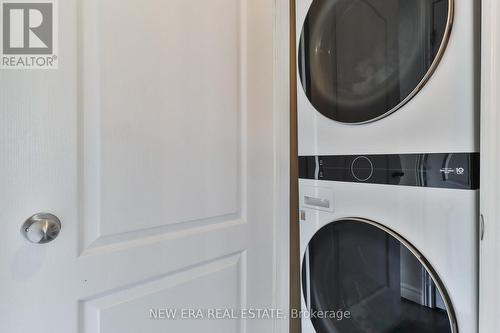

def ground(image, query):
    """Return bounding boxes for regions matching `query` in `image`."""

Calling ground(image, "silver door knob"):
[21,213,61,244]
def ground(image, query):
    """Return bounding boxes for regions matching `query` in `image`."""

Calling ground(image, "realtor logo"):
[1,0,58,69]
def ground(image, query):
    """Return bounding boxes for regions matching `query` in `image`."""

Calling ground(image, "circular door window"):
[298,0,453,124]
[302,219,456,333]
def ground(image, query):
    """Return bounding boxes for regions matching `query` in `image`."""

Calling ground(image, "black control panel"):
[299,153,480,190]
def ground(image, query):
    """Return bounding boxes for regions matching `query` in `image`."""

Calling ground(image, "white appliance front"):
[296,0,479,156]
[299,179,478,333]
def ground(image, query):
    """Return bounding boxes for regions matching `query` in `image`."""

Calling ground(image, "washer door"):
[298,0,452,124]
[302,219,456,333]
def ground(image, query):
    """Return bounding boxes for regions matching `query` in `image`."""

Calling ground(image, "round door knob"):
[21,213,61,244]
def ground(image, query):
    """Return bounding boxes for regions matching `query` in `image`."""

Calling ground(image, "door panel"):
[0,0,279,332]
[82,254,244,332]
[80,0,242,248]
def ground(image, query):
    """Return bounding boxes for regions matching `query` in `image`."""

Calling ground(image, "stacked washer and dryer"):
[296,0,479,332]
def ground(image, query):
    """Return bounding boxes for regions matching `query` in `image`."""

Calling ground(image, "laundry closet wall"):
[479,1,500,332]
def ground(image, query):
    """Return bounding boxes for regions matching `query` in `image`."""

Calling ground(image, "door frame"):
[286,0,301,332]
[479,0,500,332]
[272,0,291,332]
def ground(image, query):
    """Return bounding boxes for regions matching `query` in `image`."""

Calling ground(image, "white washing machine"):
[299,153,479,333]
[296,0,479,155]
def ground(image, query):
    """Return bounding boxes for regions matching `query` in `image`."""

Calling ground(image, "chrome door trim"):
[304,246,311,311]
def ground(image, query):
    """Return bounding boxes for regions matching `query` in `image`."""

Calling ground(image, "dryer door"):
[298,0,452,124]
[302,219,456,333]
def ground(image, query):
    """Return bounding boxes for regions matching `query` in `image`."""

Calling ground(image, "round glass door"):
[302,219,456,333]
[298,0,453,124]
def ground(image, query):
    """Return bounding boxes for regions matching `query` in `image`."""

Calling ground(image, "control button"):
[351,156,374,182]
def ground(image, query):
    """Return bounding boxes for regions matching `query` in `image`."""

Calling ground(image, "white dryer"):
[298,153,479,333]
[296,0,479,155]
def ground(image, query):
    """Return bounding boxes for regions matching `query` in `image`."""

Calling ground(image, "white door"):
[0,0,289,332]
